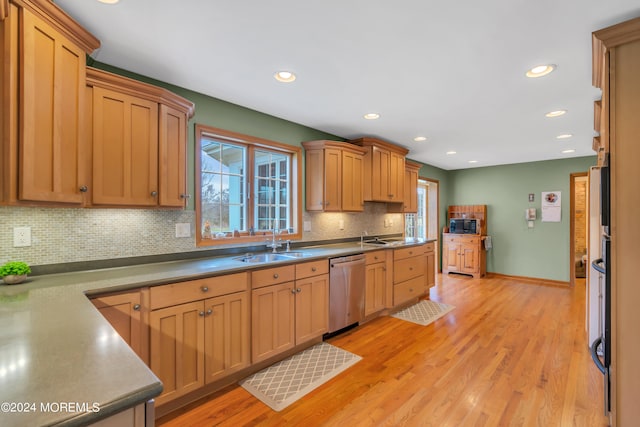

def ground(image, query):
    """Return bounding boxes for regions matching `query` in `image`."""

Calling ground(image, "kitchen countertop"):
[0,238,433,426]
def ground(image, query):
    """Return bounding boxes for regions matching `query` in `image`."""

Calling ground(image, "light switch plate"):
[175,223,191,238]
[13,226,31,247]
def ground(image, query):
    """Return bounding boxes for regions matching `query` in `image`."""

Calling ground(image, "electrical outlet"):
[13,227,32,247]
[175,223,191,238]
[303,221,312,232]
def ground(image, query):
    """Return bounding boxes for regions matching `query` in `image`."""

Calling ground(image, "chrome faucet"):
[267,226,282,253]
[360,230,368,248]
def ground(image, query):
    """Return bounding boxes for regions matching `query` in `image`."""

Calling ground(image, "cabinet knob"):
[206,309,213,315]
[199,311,205,317]
[291,289,297,294]
[151,191,158,197]
[296,288,302,293]
[374,256,378,260]
[79,185,88,193]
[383,267,386,271]
[133,304,141,311]
[201,286,209,292]
[409,267,413,271]
[273,273,279,279]
[311,267,317,272]
[409,288,414,292]
[180,194,191,199]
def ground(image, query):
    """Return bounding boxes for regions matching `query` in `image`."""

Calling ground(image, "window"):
[196,124,301,246]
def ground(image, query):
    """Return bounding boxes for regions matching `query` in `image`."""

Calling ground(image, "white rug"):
[392,299,455,326]
[239,342,362,412]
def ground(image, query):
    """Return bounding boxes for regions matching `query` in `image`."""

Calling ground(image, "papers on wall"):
[541,191,561,222]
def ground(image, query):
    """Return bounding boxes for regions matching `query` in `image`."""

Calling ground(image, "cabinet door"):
[304,149,324,211]
[425,251,436,288]
[324,148,341,211]
[341,150,364,211]
[295,274,329,343]
[461,243,478,273]
[370,146,390,201]
[251,282,295,363]
[158,104,188,207]
[404,167,419,212]
[365,263,386,316]
[389,151,405,202]
[204,292,250,384]
[19,9,86,204]
[92,87,158,206]
[150,301,205,405]
[444,242,460,272]
[91,291,148,364]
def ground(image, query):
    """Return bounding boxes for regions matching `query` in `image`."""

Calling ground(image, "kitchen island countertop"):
[0,238,434,426]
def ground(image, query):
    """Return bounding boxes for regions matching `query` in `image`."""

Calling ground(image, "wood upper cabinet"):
[350,137,408,203]
[302,140,366,212]
[86,68,194,208]
[403,161,420,213]
[1,0,99,205]
[91,289,149,365]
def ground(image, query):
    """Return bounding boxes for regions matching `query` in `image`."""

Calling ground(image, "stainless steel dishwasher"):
[328,253,366,333]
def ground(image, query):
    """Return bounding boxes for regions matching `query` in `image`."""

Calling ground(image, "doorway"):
[570,172,588,286]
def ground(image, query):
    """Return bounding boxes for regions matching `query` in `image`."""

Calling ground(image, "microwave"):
[450,218,478,234]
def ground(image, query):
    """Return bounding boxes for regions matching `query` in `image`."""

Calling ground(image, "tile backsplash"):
[0,204,402,267]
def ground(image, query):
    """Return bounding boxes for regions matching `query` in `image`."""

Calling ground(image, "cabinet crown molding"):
[86,67,195,118]
[301,140,367,155]
[349,137,410,156]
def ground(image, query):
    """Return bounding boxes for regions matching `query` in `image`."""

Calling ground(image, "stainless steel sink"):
[234,252,307,263]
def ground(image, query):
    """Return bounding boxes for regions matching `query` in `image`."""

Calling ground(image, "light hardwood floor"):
[157,274,608,426]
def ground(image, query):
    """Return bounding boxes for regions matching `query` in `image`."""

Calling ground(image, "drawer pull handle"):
[201,286,209,292]
[273,273,279,279]
[311,267,317,272]
[133,304,141,311]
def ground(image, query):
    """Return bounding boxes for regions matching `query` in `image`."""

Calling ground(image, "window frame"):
[195,124,302,247]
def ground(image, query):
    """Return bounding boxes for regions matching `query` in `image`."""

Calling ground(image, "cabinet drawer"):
[394,276,426,306]
[150,272,248,310]
[423,242,435,253]
[445,235,480,244]
[295,259,329,280]
[252,265,295,289]
[394,245,425,261]
[365,250,387,265]
[393,255,426,283]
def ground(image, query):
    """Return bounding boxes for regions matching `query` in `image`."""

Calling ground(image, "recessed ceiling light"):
[413,136,427,142]
[274,71,296,83]
[562,149,576,154]
[363,113,380,120]
[556,133,573,139]
[526,64,556,78]
[468,160,478,164]
[545,110,567,118]
[446,151,457,155]
[97,0,120,3]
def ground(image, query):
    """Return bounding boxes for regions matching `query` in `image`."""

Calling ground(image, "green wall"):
[448,156,596,282]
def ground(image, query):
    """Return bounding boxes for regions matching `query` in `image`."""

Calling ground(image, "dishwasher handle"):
[330,255,365,269]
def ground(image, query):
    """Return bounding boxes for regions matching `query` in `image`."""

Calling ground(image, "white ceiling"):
[56,0,640,170]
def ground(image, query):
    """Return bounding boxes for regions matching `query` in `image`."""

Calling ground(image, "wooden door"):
[341,150,364,211]
[304,149,324,211]
[324,148,341,211]
[425,251,436,288]
[295,274,329,343]
[150,301,205,405]
[370,146,390,201]
[92,87,158,206]
[158,104,188,207]
[204,292,250,384]
[461,243,478,273]
[444,241,461,272]
[389,151,405,202]
[251,282,295,363]
[365,263,386,316]
[19,9,86,204]
[91,291,148,364]
[404,166,419,212]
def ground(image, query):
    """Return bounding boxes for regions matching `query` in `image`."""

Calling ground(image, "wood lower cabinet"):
[425,242,436,288]
[1,0,99,205]
[91,289,149,364]
[392,245,427,306]
[149,273,249,406]
[365,250,387,316]
[442,234,486,278]
[251,261,328,364]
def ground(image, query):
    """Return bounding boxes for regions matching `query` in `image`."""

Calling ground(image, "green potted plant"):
[0,261,31,285]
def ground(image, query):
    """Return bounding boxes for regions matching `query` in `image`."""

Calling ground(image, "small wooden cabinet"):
[0,0,99,205]
[302,140,366,212]
[392,245,427,307]
[424,241,436,288]
[86,68,194,208]
[365,250,387,316]
[403,161,421,213]
[351,137,408,204]
[442,234,486,279]
[251,260,328,364]
[148,273,249,406]
[91,289,149,365]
